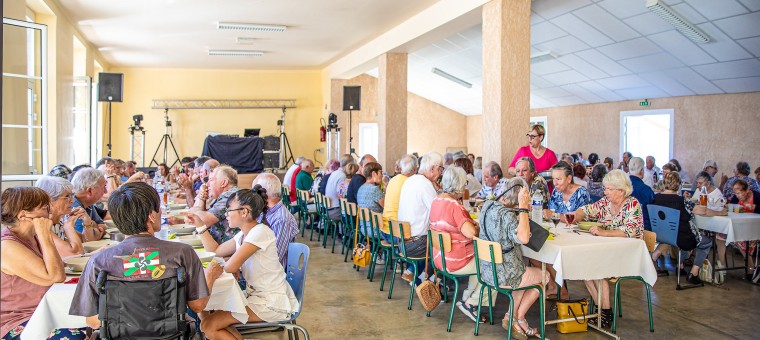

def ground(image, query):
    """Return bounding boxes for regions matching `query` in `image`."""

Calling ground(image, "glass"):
[551,212,561,227]
[565,213,576,225]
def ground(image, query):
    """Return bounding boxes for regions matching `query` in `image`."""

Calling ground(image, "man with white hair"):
[476,161,508,199]
[253,173,299,268]
[347,154,377,204]
[397,152,444,282]
[293,159,315,202]
[628,157,654,231]
[190,165,239,243]
[643,156,661,187]
[71,168,108,241]
[382,154,418,241]
[283,156,305,192]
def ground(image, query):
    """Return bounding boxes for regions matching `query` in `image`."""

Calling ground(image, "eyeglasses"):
[225,207,248,214]
[526,134,540,139]
[58,193,75,201]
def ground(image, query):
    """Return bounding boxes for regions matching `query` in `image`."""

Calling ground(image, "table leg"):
[585,279,620,339]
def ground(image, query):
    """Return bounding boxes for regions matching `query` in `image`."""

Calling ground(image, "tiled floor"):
[252,233,759,340]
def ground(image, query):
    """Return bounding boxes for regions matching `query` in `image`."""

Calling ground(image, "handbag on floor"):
[556,298,588,333]
[352,219,371,267]
[699,259,713,283]
[415,239,441,312]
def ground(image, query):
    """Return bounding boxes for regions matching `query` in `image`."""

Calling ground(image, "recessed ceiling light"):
[646,0,710,44]
[431,67,472,88]
[235,37,257,45]
[217,22,286,32]
[208,49,263,56]
[530,51,558,64]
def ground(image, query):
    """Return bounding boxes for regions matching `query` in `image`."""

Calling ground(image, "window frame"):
[619,108,674,164]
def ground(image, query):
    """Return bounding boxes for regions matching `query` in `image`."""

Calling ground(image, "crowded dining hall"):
[2,0,760,339]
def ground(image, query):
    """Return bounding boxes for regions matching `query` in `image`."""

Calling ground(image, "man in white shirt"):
[643,156,661,187]
[324,154,355,221]
[282,156,305,190]
[397,152,443,282]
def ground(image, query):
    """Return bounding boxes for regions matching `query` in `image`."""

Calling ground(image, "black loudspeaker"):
[263,153,279,169]
[244,128,261,137]
[342,86,361,111]
[98,73,124,102]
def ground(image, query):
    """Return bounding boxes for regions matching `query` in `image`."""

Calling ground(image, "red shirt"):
[289,166,301,202]
[429,197,475,272]
[508,145,559,173]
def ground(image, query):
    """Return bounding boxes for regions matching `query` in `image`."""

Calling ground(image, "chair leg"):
[645,283,654,332]
[388,260,398,299]
[408,262,418,310]
[442,276,449,303]
[475,285,485,336]
[367,249,377,281]
[506,296,514,340]
[331,223,338,253]
[344,233,352,263]
[380,250,391,291]
[537,286,545,340]
[447,279,460,332]
[676,251,682,290]
[612,279,621,333]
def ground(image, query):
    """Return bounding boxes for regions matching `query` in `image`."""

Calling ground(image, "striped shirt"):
[265,201,299,268]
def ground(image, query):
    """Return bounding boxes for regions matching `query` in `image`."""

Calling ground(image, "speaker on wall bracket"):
[97,72,124,157]
[342,86,361,156]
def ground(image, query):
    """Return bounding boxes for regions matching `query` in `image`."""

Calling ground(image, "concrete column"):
[377,53,408,169]
[481,0,531,166]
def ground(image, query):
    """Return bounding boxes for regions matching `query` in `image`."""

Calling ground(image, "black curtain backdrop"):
[201,135,264,173]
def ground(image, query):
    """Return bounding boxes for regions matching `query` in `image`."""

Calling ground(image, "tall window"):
[72,36,92,166]
[620,109,674,167]
[358,123,379,160]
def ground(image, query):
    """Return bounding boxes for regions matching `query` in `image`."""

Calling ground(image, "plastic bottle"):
[158,215,169,240]
[531,190,543,223]
[699,186,708,206]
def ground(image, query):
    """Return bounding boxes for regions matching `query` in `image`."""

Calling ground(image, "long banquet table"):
[694,212,760,280]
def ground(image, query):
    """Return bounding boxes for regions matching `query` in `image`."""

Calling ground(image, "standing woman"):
[1,187,66,339]
[507,125,558,176]
[185,186,299,339]
[544,161,591,220]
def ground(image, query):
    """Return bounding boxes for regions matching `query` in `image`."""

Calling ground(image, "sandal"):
[456,301,485,324]
[517,319,541,338]
[507,318,528,340]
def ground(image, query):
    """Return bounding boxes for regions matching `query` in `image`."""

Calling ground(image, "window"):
[2,17,48,180]
[620,109,673,167]
[358,123,378,160]
[530,116,548,147]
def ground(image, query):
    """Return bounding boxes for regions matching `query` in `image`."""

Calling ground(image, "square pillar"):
[482,0,531,166]
[377,53,408,169]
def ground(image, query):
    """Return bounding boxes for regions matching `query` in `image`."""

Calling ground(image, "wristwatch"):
[196,225,209,235]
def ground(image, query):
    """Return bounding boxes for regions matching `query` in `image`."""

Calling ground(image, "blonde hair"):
[602,169,633,196]
[344,163,359,177]
[662,172,681,192]
[531,124,545,136]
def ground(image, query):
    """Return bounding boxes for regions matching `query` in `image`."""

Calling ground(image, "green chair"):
[355,207,374,274]
[339,198,358,261]
[296,189,317,238]
[610,230,655,333]
[387,220,426,310]
[428,229,475,332]
[473,237,545,339]
[368,210,393,288]
[316,193,338,252]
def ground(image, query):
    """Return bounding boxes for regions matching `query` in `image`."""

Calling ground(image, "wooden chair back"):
[430,229,452,253]
[388,219,412,240]
[473,237,504,264]
[643,230,657,253]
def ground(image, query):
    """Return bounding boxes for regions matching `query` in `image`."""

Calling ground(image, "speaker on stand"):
[98,72,124,157]
[262,135,281,169]
[342,86,361,157]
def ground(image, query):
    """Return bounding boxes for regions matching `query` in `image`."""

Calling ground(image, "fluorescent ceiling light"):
[646,0,710,44]
[530,51,558,64]
[235,37,257,45]
[217,22,286,32]
[431,68,472,88]
[208,50,263,56]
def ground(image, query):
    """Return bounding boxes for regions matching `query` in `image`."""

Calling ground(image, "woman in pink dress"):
[508,125,558,176]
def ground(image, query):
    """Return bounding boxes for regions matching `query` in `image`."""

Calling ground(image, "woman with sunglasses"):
[508,125,558,177]
[185,186,299,339]
[478,177,548,339]
[1,187,66,339]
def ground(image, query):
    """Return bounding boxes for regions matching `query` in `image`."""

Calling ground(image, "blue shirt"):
[346,174,366,204]
[630,175,655,231]
[264,202,299,268]
[72,197,105,233]
[547,185,591,214]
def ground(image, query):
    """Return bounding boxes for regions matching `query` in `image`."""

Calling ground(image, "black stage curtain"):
[201,135,264,174]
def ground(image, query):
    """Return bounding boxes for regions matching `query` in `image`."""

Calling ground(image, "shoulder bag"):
[352,218,371,267]
[415,237,441,312]
[556,298,588,333]
[481,202,550,253]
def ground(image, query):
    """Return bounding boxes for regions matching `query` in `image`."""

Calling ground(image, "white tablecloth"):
[521,226,658,287]
[22,283,83,340]
[205,272,249,323]
[695,212,760,243]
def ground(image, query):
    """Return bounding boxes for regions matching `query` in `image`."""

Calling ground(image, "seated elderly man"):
[325,154,355,222]
[69,182,210,332]
[71,168,108,241]
[295,159,315,195]
[397,152,444,283]
[252,173,300,268]
[628,157,655,231]
[190,165,239,244]
[475,161,508,200]
[514,157,549,207]
[643,156,661,187]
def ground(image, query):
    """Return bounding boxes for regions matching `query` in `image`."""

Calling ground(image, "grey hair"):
[295,156,305,165]
[214,165,238,187]
[359,154,374,166]
[443,152,454,164]
[202,159,220,172]
[499,177,527,207]
[301,159,313,168]
[603,169,633,196]
[253,173,282,199]
[485,161,503,178]
[473,157,483,169]
[628,157,645,175]
[441,167,467,194]
[71,168,105,193]
[419,152,443,174]
[339,154,355,167]
[516,157,536,173]
[399,154,418,176]
[35,175,73,200]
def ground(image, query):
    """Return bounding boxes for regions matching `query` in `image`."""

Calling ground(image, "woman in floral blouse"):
[544,161,591,221]
[569,169,644,329]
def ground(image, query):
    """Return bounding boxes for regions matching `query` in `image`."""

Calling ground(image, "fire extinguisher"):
[319,118,327,142]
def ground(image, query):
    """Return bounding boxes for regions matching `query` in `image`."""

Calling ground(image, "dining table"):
[520,223,657,339]
[694,212,760,281]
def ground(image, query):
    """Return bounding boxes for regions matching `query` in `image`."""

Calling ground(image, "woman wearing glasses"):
[35,176,89,258]
[1,187,66,339]
[507,125,558,176]
[185,186,299,339]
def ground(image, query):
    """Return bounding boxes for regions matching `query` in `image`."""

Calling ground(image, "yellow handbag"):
[556,298,588,333]
[352,218,371,267]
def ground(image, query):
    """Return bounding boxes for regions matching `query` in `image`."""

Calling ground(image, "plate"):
[104,220,117,230]
[577,221,602,231]
[82,240,118,252]
[176,235,203,247]
[168,203,188,210]
[195,251,216,263]
[169,224,195,234]
[64,256,91,272]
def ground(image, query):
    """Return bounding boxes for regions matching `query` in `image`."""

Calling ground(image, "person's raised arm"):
[1,218,65,285]
[515,187,531,244]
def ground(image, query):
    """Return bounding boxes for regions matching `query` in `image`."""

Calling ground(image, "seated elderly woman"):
[454,157,482,196]
[588,164,608,203]
[569,170,644,328]
[357,162,385,237]
[544,161,591,220]
[428,167,493,322]
[514,157,549,207]
[185,186,299,339]
[726,179,760,270]
[652,163,677,193]
[35,176,88,257]
[338,163,359,199]
[1,187,66,339]
[650,173,707,285]
[478,177,548,338]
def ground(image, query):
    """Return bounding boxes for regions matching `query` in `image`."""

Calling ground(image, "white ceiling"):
[61,0,438,69]
[368,0,760,115]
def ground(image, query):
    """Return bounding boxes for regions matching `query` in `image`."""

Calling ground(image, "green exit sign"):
[639,100,650,107]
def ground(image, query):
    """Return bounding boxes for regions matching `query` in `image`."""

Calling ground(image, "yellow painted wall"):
[108,68,324,167]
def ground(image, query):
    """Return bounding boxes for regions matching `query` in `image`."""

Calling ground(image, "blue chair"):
[648,204,695,290]
[233,243,311,339]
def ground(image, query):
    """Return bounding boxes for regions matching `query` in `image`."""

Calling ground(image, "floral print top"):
[581,196,644,239]
[548,185,591,214]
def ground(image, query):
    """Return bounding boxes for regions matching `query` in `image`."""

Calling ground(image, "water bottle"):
[699,186,708,206]
[158,215,169,240]
[153,173,163,189]
[531,190,543,223]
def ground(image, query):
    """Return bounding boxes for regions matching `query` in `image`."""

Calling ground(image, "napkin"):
[65,277,79,284]
[167,233,177,240]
